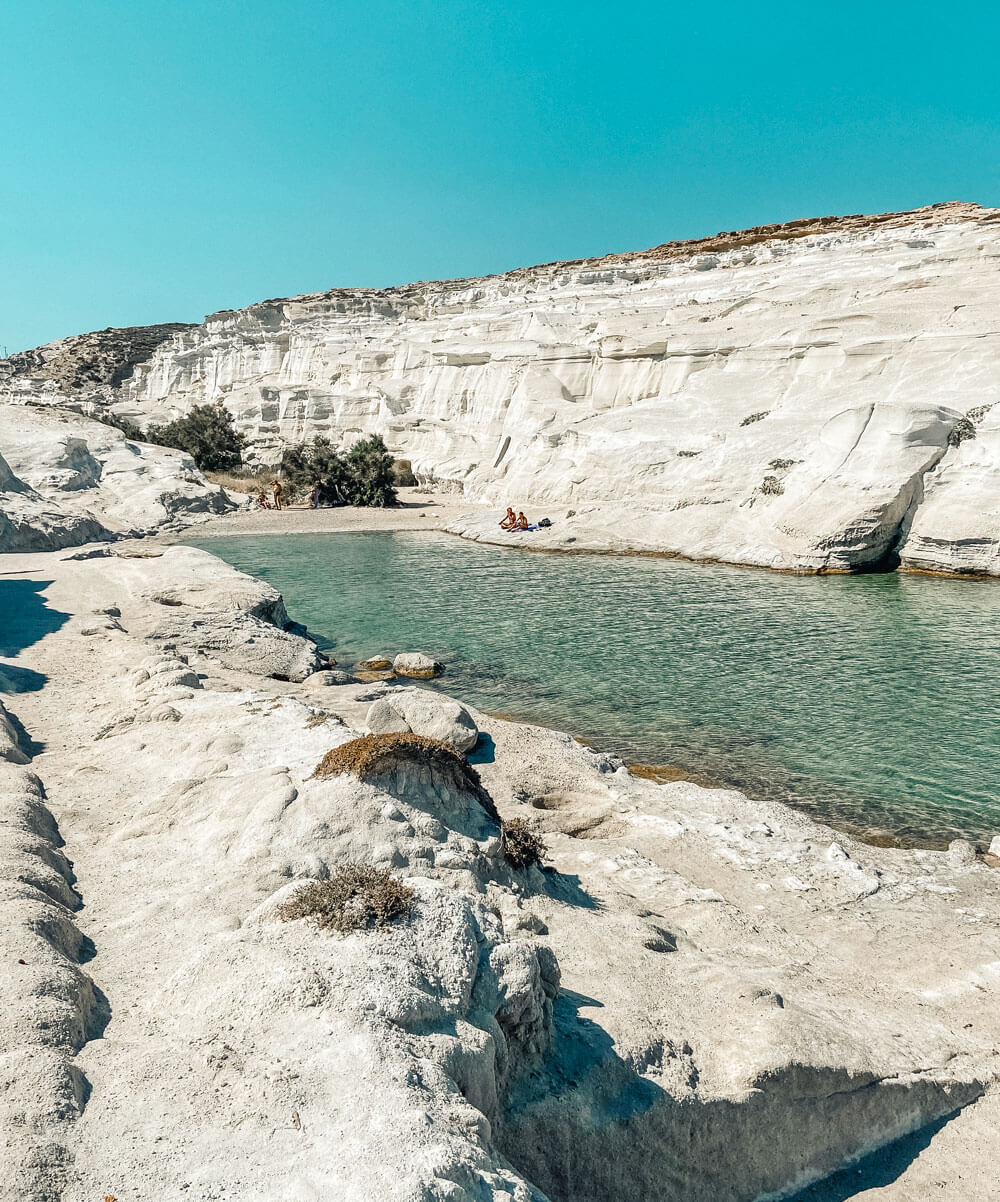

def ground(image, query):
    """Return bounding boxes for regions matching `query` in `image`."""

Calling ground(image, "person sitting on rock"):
[256,491,271,510]
[271,479,283,511]
[512,511,529,530]
[499,506,516,529]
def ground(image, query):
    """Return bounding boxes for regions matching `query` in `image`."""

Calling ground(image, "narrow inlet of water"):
[190,531,1000,847]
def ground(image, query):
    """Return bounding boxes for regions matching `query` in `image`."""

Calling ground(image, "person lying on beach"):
[499,507,516,529]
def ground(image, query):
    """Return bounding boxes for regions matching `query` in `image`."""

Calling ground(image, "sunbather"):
[513,511,528,530]
[499,506,516,529]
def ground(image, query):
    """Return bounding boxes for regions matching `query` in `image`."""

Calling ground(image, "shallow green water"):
[191,531,1000,846]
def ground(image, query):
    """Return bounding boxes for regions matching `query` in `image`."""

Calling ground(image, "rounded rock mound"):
[313,733,500,835]
[366,689,478,753]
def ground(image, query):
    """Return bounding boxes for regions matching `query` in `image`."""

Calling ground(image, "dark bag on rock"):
[538,517,552,527]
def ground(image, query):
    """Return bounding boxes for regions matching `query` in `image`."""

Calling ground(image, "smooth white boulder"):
[949,838,979,867]
[366,687,479,752]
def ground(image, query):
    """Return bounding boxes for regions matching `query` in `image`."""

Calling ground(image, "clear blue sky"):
[2,0,998,353]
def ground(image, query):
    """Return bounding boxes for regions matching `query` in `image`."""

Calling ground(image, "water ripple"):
[192,531,1000,847]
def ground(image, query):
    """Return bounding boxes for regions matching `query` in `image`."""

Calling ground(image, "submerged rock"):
[393,651,444,679]
[357,655,393,671]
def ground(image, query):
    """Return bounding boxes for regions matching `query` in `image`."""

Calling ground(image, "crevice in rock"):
[862,439,951,573]
[494,989,988,1202]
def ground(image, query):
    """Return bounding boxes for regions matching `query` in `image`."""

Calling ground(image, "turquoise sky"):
[3,0,998,353]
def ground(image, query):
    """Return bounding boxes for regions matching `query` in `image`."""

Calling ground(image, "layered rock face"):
[71,200,997,573]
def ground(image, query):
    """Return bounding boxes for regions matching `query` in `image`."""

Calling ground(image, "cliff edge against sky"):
[5,201,1000,573]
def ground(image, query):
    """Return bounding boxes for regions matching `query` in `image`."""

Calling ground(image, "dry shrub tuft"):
[204,467,275,494]
[279,864,415,933]
[316,732,475,784]
[500,818,547,869]
[314,733,502,824]
[948,415,977,447]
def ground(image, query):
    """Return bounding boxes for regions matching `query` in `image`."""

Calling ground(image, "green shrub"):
[278,434,398,506]
[280,436,353,504]
[347,434,398,506]
[95,410,144,440]
[147,401,246,471]
[740,411,770,426]
[760,475,785,496]
[278,864,415,933]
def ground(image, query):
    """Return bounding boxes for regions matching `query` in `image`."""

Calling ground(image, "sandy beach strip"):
[171,487,489,540]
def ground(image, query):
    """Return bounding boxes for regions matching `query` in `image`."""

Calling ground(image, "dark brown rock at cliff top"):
[7,322,195,391]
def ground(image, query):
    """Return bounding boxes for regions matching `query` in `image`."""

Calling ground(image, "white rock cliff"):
[42,201,991,574]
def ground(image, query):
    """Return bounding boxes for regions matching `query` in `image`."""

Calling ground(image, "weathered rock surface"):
[5,323,195,392]
[0,402,234,551]
[0,699,29,764]
[0,764,102,1200]
[1,544,998,1200]
[393,651,445,678]
[11,202,997,573]
[357,655,393,671]
[0,449,110,553]
[304,667,357,687]
[92,544,328,682]
[366,686,479,751]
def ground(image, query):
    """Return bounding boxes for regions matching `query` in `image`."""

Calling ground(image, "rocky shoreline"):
[3,199,1000,1197]
[2,534,999,1201]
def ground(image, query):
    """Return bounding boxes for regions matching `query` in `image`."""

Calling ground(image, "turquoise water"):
[191,532,1000,847]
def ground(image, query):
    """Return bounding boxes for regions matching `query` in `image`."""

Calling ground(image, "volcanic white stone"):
[0,402,233,551]
[1,543,998,1200]
[393,651,444,678]
[76,201,1000,575]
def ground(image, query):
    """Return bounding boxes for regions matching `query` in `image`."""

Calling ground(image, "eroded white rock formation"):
[56,200,996,574]
[1,543,998,1200]
[0,403,233,551]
